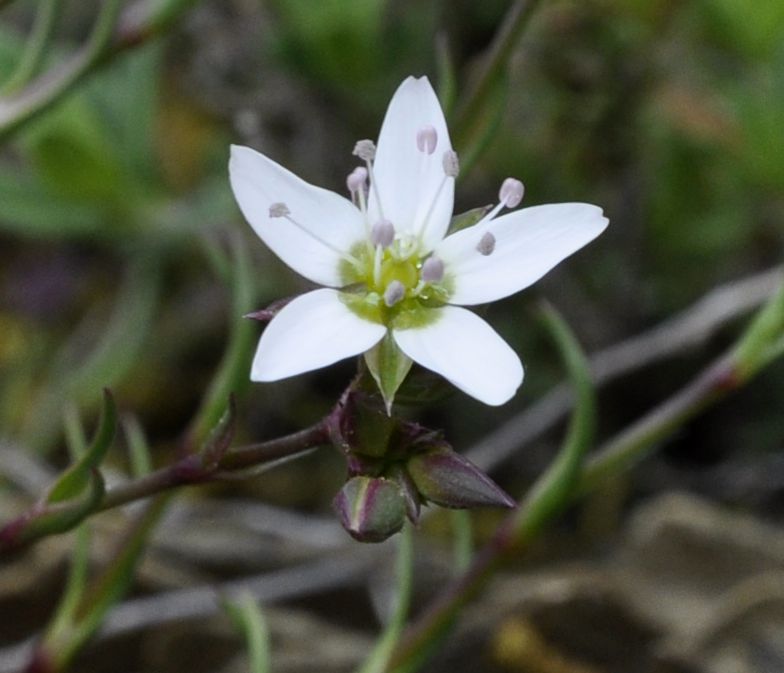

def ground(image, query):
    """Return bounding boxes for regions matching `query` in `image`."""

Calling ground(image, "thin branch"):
[0,422,330,554]
[387,281,784,671]
[0,0,201,141]
[467,265,783,472]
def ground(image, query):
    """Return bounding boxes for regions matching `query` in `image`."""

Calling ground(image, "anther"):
[384,281,406,307]
[370,219,395,248]
[353,140,377,162]
[269,202,290,218]
[416,125,438,154]
[476,231,496,256]
[442,150,459,178]
[421,256,444,283]
[346,166,368,194]
[499,178,524,208]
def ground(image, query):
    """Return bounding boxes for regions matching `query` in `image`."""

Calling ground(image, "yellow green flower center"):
[339,240,452,329]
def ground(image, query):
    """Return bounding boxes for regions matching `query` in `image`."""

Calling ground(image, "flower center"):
[339,241,452,329]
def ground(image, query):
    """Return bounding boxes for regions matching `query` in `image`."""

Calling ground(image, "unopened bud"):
[353,139,376,161]
[407,446,515,510]
[442,150,459,178]
[333,476,407,543]
[416,125,438,154]
[370,219,395,248]
[476,231,496,256]
[269,202,290,218]
[346,166,368,193]
[421,256,444,283]
[384,280,406,307]
[499,177,524,208]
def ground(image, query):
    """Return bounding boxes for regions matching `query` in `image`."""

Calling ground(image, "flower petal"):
[369,76,454,252]
[392,306,523,405]
[230,145,365,287]
[437,203,608,306]
[252,289,386,381]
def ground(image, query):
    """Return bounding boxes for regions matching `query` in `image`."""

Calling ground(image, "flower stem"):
[387,283,784,673]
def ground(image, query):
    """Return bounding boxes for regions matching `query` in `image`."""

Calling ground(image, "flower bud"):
[333,476,407,543]
[406,446,515,510]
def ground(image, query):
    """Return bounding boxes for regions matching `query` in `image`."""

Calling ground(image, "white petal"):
[437,203,608,306]
[369,77,454,252]
[230,145,365,287]
[252,289,386,381]
[393,306,523,406]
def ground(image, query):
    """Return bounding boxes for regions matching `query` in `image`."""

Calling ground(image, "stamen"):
[442,150,459,178]
[346,166,368,195]
[499,178,524,208]
[421,256,444,283]
[384,280,406,307]
[370,219,395,248]
[416,125,438,154]
[269,202,290,218]
[274,207,361,267]
[415,149,459,240]
[476,231,496,256]
[353,140,376,162]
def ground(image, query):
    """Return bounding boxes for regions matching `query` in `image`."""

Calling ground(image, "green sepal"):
[47,389,116,504]
[364,332,413,414]
[447,204,492,234]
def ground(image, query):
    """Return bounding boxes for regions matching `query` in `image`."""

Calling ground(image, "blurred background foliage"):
[0,0,783,671]
[1,0,780,466]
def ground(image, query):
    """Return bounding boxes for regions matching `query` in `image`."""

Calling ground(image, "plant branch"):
[387,280,784,672]
[467,265,783,472]
[0,421,330,555]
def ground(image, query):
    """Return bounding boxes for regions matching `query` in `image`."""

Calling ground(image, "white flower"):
[229,76,608,406]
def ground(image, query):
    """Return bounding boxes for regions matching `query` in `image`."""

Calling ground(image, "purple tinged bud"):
[384,280,406,307]
[333,476,407,543]
[407,446,516,510]
[442,150,459,177]
[370,219,395,248]
[499,177,524,208]
[416,125,438,154]
[347,166,368,193]
[421,256,444,283]
[476,231,496,256]
[269,202,290,218]
[353,139,377,161]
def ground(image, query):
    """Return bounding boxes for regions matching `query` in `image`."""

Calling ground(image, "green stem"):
[388,285,784,673]
[388,305,595,673]
[0,0,122,140]
[1,0,62,94]
[357,524,414,673]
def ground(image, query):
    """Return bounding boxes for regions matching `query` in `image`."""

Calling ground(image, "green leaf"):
[224,593,272,673]
[18,470,105,546]
[47,390,116,504]
[364,332,413,414]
